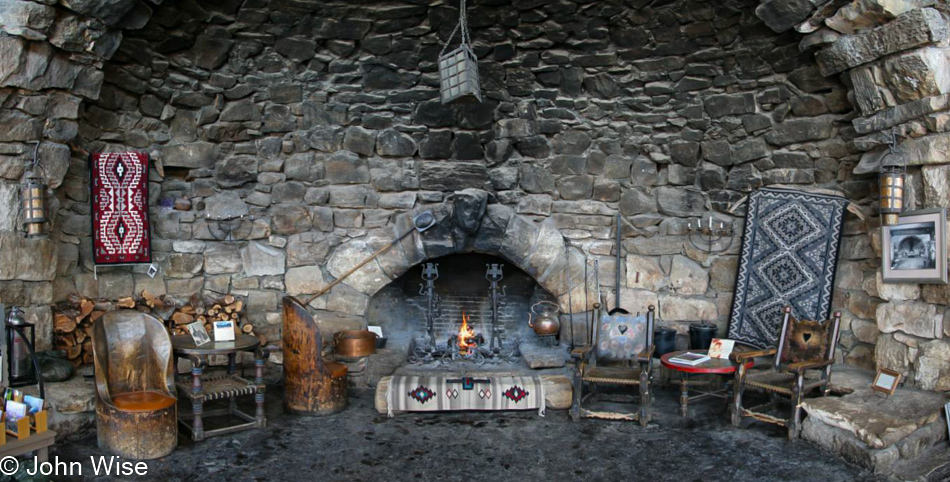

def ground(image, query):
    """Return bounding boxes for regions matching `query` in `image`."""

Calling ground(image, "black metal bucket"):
[688,323,718,350]
[654,326,677,358]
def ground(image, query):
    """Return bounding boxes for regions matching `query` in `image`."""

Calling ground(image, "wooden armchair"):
[282,296,348,415]
[731,306,841,439]
[92,311,177,459]
[571,304,655,426]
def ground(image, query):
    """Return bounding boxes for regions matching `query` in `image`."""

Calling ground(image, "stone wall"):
[0,0,947,392]
[757,0,950,392]
[0,0,159,350]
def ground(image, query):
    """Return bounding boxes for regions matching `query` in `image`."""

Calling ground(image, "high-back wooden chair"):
[571,304,656,425]
[731,306,841,439]
[92,311,177,459]
[282,296,348,415]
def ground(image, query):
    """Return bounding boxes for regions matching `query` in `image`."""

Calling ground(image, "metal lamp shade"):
[21,176,46,237]
[879,166,904,226]
[439,44,481,104]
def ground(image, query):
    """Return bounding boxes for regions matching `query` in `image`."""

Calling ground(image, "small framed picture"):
[186,321,211,346]
[871,368,902,397]
[213,320,236,342]
[882,208,948,284]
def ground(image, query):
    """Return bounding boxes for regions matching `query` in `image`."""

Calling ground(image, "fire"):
[457,312,477,354]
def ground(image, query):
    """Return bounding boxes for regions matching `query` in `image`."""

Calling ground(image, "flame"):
[457,312,476,354]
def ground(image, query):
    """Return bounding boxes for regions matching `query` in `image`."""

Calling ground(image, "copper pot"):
[334,330,377,357]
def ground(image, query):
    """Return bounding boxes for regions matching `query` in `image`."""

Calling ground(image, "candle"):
[708,217,712,229]
[720,222,724,229]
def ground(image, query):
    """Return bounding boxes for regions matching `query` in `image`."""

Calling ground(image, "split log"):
[54,313,77,333]
[117,297,135,309]
[78,299,95,321]
[172,312,195,325]
[66,345,82,359]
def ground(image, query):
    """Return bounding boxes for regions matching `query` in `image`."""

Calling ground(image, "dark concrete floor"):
[52,382,881,482]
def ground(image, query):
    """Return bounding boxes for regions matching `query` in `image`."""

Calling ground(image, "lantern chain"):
[439,0,470,57]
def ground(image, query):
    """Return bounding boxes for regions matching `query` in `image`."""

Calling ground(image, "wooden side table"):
[660,350,754,418]
[0,430,55,464]
[172,335,268,441]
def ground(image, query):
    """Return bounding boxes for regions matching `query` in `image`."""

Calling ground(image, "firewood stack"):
[53,291,260,366]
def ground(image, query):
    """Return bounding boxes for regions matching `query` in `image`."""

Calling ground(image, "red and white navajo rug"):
[91,152,151,265]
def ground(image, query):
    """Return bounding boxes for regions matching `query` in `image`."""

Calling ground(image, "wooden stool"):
[96,391,177,459]
[282,297,348,415]
[93,312,178,460]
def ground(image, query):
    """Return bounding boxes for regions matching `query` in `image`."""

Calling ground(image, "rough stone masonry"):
[0,0,948,393]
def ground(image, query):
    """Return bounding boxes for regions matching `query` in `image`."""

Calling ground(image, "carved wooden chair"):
[282,296,348,415]
[731,306,841,439]
[92,311,177,459]
[571,304,655,426]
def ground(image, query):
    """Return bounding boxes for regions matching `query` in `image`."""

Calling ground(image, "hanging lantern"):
[438,0,481,104]
[879,130,905,227]
[21,142,47,238]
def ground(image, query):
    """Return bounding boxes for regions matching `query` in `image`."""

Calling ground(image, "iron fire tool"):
[485,263,506,353]
[591,258,600,346]
[612,213,629,315]
[420,262,442,353]
[298,210,437,307]
[565,242,575,348]
[583,253,589,346]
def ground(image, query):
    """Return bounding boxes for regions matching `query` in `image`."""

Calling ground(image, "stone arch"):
[316,189,592,318]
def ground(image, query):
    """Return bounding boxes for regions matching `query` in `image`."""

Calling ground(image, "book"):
[212,320,236,342]
[668,352,710,366]
[5,400,27,421]
[23,395,43,414]
[708,338,735,359]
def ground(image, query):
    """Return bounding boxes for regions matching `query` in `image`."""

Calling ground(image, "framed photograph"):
[871,368,902,397]
[882,208,948,284]
[186,321,211,346]
[212,320,236,342]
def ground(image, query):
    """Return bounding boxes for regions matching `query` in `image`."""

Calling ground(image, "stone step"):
[801,366,949,476]
[518,341,568,369]
[23,376,96,441]
[374,374,573,414]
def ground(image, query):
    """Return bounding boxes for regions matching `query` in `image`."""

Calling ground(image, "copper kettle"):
[527,301,561,336]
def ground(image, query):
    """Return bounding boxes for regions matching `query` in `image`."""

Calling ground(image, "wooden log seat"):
[93,311,178,460]
[282,296,348,416]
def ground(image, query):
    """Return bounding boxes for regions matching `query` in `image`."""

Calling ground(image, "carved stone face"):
[452,189,488,234]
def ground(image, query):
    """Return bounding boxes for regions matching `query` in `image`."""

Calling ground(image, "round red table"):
[660,349,754,418]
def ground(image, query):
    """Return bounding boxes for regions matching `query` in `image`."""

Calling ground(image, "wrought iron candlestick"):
[419,263,442,353]
[485,263,506,353]
[687,216,734,253]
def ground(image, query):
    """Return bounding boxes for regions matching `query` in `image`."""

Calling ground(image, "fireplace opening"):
[366,253,557,365]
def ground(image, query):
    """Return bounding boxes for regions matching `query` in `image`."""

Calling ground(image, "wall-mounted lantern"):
[21,142,47,238]
[879,130,905,227]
